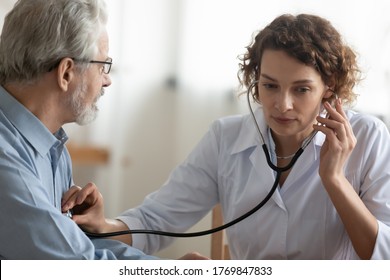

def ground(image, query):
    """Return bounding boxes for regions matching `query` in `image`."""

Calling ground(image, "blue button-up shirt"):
[0,86,155,259]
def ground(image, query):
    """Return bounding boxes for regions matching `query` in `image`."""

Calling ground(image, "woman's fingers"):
[314,100,356,153]
[61,182,99,211]
[61,185,82,210]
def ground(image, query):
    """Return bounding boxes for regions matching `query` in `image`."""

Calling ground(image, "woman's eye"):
[296,87,310,93]
[262,83,278,89]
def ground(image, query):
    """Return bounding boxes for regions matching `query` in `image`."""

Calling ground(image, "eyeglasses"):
[47,57,113,74]
[88,57,113,74]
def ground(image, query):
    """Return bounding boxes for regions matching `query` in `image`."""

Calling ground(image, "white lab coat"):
[118,108,390,259]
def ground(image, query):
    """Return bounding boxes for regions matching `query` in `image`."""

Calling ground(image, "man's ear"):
[56,58,76,92]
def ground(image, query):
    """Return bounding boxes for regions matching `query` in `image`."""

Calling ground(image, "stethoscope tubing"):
[86,81,308,239]
[87,169,282,238]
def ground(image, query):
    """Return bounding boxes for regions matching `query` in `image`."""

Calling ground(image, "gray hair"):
[0,0,108,85]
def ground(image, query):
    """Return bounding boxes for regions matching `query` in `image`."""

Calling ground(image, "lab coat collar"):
[230,107,267,155]
[230,106,326,210]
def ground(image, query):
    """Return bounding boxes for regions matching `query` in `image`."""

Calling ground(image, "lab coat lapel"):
[231,108,287,211]
[244,108,287,211]
[249,145,287,211]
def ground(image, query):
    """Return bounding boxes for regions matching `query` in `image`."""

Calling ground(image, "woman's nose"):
[275,92,293,112]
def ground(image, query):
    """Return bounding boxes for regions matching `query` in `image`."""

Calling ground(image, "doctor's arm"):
[314,101,388,259]
[63,123,222,255]
[62,183,210,260]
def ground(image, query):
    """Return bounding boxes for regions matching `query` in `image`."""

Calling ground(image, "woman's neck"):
[271,129,314,158]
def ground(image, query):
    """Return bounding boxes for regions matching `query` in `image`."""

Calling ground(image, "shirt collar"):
[0,86,68,157]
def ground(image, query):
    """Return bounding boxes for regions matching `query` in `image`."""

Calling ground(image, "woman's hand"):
[313,98,356,185]
[314,99,378,259]
[61,182,106,233]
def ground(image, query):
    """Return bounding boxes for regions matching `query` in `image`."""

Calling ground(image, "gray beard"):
[70,82,103,126]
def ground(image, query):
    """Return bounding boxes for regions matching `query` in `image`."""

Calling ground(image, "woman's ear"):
[56,58,76,92]
[323,77,336,99]
[321,87,337,109]
[323,87,335,99]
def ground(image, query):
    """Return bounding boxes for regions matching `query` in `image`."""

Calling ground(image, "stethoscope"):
[85,80,317,239]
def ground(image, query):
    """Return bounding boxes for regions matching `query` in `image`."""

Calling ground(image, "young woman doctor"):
[62,14,390,259]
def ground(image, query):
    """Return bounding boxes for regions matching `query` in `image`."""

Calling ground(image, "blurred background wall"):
[1,0,390,259]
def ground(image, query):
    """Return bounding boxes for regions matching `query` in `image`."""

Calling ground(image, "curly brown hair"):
[238,14,361,105]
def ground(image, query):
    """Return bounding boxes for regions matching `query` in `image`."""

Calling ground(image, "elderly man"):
[0,0,205,260]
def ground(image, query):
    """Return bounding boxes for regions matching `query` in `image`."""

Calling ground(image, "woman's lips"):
[273,116,295,125]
